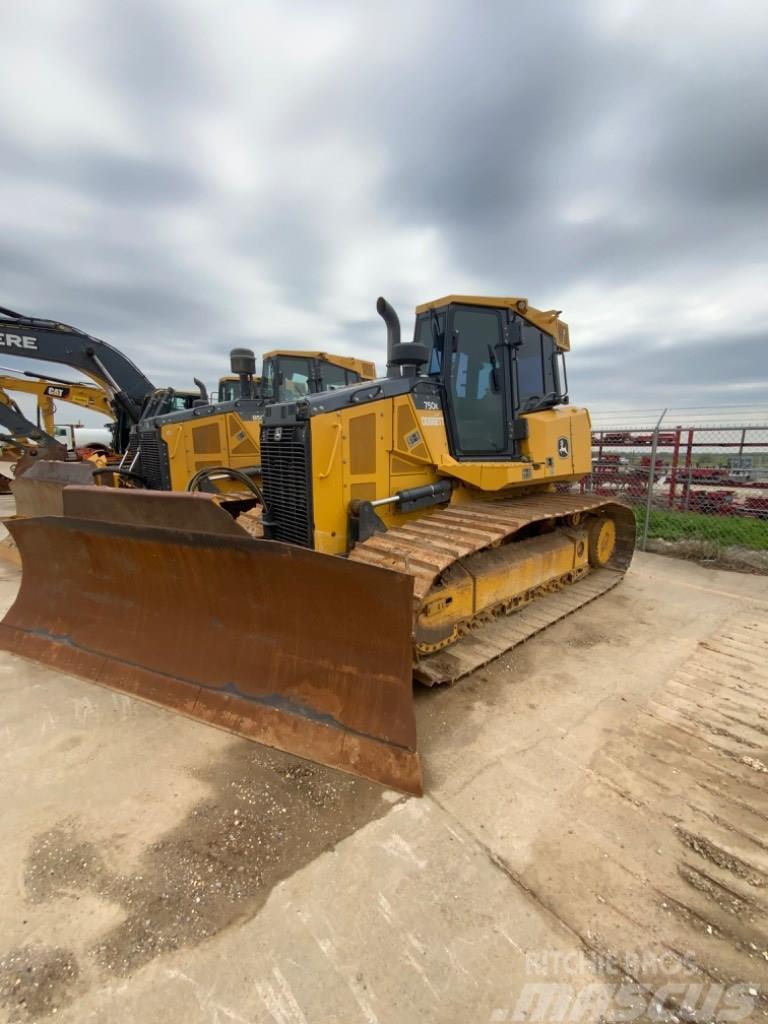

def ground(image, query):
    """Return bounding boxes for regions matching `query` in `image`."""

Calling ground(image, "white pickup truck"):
[52,424,113,454]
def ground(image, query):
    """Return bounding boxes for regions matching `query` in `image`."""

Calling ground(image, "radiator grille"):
[261,423,313,547]
[135,429,169,489]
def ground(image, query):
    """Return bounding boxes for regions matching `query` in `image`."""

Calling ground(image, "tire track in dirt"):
[516,615,768,1018]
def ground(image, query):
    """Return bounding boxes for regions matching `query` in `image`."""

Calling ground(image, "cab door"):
[444,305,510,458]
[263,357,313,402]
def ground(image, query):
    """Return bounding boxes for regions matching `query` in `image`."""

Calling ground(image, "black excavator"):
[0,306,211,511]
[0,305,205,456]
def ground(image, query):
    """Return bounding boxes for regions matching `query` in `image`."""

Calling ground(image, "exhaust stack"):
[377,297,401,379]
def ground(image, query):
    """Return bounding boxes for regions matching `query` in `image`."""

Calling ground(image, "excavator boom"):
[0,309,153,411]
[0,373,113,445]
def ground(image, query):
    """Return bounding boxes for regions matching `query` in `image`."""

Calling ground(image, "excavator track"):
[348,492,635,686]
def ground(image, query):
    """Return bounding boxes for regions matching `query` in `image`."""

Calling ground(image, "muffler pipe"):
[377,297,401,379]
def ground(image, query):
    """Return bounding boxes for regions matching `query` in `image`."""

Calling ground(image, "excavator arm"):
[0,390,62,449]
[0,306,155,427]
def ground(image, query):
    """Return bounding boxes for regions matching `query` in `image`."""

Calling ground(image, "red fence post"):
[683,428,694,510]
[597,431,604,492]
[668,426,681,507]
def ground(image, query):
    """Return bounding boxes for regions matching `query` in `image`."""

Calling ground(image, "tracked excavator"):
[0,306,211,519]
[0,370,114,442]
[0,390,67,459]
[0,372,115,492]
[0,296,634,794]
[0,305,175,453]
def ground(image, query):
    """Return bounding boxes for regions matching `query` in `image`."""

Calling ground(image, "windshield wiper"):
[521,392,561,412]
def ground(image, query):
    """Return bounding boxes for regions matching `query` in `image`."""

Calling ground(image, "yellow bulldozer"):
[124,348,376,493]
[215,350,374,403]
[3,342,375,512]
[0,296,634,794]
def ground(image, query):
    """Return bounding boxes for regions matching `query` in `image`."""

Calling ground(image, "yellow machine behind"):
[3,347,376,514]
[0,373,113,437]
[0,374,115,498]
[0,295,634,795]
[123,348,376,494]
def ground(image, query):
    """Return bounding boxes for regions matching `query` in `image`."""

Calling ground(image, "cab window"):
[218,379,239,402]
[318,361,348,389]
[171,394,195,411]
[415,313,445,375]
[262,359,276,399]
[448,308,506,454]
[262,357,308,401]
[516,324,560,411]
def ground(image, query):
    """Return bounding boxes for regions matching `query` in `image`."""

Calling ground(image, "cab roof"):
[263,351,376,379]
[414,295,570,351]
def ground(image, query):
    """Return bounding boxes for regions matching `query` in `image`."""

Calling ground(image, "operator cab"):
[413,296,570,460]
[140,388,200,420]
[217,376,240,403]
[261,352,374,403]
[216,375,262,403]
[167,390,199,412]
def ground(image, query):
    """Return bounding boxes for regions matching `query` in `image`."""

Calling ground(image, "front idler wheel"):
[587,516,616,567]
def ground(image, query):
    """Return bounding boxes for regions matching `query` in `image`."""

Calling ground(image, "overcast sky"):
[1,0,766,421]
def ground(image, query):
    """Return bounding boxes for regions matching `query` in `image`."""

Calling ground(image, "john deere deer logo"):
[557,436,569,458]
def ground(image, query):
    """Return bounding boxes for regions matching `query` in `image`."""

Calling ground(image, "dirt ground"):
[0,544,767,1023]
[646,536,768,575]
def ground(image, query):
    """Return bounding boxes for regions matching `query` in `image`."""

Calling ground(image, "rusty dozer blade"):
[0,461,102,569]
[11,459,100,517]
[0,487,421,794]
[12,443,69,482]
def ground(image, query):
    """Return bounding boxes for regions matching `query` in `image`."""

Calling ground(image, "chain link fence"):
[576,408,768,573]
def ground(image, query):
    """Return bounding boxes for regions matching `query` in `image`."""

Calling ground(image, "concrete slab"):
[0,552,767,1023]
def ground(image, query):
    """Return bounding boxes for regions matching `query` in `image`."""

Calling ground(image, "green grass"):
[634,508,768,551]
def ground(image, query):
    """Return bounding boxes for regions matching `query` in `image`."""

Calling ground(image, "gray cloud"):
[570,329,767,405]
[0,0,765,417]
[4,142,205,207]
